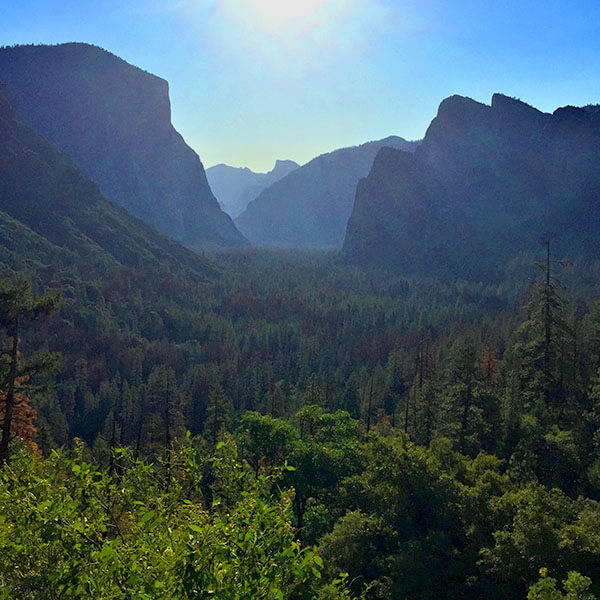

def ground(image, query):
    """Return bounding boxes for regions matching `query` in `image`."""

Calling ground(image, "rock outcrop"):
[0,43,247,248]
[343,94,600,279]
[0,84,215,278]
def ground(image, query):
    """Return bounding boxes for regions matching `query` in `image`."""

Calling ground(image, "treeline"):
[19,249,520,451]
[2,248,600,598]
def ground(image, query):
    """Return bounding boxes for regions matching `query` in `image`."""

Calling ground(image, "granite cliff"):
[0,43,247,248]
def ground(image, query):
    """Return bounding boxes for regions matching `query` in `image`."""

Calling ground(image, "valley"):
[1,27,600,600]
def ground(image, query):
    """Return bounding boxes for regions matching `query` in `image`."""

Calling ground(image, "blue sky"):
[3,0,600,171]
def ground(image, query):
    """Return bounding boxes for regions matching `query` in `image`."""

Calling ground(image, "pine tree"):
[145,366,185,453]
[204,384,233,447]
[445,337,480,450]
[513,238,572,418]
[404,332,436,435]
[383,352,406,427]
[303,374,326,407]
[0,375,36,444]
[362,374,375,433]
[265,380,286,418]
[0,281,60,465]
[340,378,360,419]
[411,379,443,446]
[476,347,502,453]
[482,346,498,384]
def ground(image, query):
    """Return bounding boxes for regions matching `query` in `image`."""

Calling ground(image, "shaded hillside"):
[344,94,600,279]
[0,43,247,248]
[236,136,419,247]
[207,159,299,217]
[0,85,215,280]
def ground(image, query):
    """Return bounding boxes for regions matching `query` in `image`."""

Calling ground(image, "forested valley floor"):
[2,247,600,600]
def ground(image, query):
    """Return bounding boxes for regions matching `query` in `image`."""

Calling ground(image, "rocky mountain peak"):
[343,92,600,280]
[0,43,247,248]
[271,159,300,176]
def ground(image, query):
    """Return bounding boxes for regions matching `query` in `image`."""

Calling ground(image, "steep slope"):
[0,85,215,279]
[207,159,299,218]
[235,137,419,247]
[343,94,600,279]
[0,43,247,248]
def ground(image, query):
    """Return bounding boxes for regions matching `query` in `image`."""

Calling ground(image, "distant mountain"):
[235,137,419,247]
[207,159,299,218]
[343,93,600,280]
[0,85,214,279]
[0,43,247,248]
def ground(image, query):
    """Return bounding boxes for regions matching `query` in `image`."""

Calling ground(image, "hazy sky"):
[3,0,600,171]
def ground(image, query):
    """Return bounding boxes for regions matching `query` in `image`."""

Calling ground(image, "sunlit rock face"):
[236,136,419,248]
[0,43,247,248]
[343,94,600,280]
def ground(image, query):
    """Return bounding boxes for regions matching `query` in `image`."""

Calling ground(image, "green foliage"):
[236,411,300,472]
[0,443,353,600]
[3,242,600,599]
[7,54,600,599]
[321,434,467,599]
[528,570,596,600]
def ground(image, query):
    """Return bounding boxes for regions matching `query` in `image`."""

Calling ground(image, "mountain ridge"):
[343,93,600,279]
[0,42,247,249]
[235,136,420,247]
[0,83,216,280]
[206,159,299,218]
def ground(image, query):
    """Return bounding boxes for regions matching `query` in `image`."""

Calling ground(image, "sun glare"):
[246,0,327,22]
[241,0,329,25]
[208,0,371,69]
